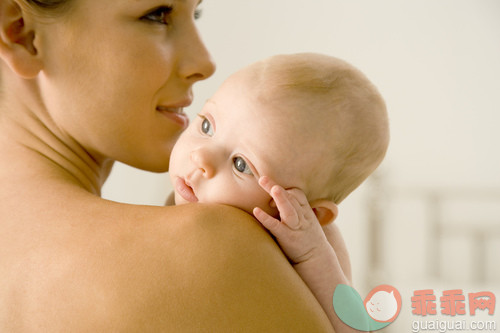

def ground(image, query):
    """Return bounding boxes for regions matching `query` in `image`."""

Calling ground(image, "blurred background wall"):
[102,1,500,331]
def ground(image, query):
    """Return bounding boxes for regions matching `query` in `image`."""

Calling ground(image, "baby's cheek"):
[221,187,266,216]
[250,195,279,219]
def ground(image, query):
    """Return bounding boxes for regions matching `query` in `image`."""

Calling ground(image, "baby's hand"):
[253,176,329,265]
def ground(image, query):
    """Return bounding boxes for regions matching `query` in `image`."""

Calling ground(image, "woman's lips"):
[157,106,189,129]
[175,177,198,203]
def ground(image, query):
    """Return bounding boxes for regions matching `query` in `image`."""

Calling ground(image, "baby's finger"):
[258,176,279,208]
[271,185,301,230]
[286,188,309,207]
[253,207,282,235]
[286,188,315,219]
[258,176,279,195]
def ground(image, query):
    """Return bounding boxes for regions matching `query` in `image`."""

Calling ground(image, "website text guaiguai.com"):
[411,319,496,332]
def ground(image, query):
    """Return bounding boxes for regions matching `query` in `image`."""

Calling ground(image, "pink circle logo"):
[364,284,402,323]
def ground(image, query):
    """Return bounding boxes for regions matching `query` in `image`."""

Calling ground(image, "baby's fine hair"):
[253,53,389,204]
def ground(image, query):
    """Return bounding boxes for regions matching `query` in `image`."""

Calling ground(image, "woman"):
[0,0,348,331]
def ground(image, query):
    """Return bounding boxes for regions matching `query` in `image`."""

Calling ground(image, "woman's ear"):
[310,199,338,226]
[0,0,42,78]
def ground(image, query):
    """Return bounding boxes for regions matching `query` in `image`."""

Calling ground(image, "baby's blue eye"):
[233,157,253,175]
[201,118,214,136]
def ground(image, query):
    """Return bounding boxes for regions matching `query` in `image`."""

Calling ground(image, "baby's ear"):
[310,199,338,226]
[0,0,42,78]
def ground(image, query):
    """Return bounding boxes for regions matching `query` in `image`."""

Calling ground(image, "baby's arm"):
[253,177,357,333]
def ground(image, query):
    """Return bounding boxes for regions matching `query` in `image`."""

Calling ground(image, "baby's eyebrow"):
[202,99,217,113]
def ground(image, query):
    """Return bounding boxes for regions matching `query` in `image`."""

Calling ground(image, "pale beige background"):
[103,1,500,331]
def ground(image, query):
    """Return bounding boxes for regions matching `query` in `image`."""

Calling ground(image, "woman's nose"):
[178,25,216,83]
[190,148,215,178]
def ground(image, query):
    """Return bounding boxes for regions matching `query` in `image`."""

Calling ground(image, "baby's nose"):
[190,148,215,178]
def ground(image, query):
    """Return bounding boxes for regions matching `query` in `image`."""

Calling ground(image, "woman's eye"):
[141,6,173,25]
[233,157,253,175]
[194,9,202,20]
[201,118,214,136]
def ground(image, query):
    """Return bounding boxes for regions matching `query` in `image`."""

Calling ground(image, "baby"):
[168,53,389,331]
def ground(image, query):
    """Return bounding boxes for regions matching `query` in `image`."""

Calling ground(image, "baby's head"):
[169,53,389,222]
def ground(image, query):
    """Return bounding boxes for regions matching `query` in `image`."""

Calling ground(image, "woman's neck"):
[0,74,113,196]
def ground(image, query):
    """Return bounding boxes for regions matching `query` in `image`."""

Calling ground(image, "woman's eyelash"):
[141,6,173,25]
[142,6,202,25]
[194,9,203,20]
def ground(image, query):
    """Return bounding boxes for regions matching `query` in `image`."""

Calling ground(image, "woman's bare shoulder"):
[115,203,333,331]
[1,200,333,332]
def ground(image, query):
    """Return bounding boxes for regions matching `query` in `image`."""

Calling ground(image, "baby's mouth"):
[174,177,198,203]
